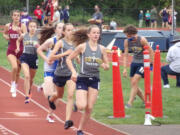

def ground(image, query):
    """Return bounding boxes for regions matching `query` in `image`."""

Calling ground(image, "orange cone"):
[143,46,151,109]
[112,46,125,118]
[151,45,163,117]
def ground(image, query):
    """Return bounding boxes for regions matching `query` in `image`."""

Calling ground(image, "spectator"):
[34,5,43,26]
[88,5,103,31]
[52,6,60,26]
[58,6,64,22]
[138,10,144,28]
[20,8,32,28]
[159,7,169,28]
[110,19,117,30]
[150,6,158,28]
[145,10,151,27]
[161,39,180,88]
[63,5,70,23]
[167,6,178,29]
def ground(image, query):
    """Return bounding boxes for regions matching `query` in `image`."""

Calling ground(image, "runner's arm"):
[37,38,53,62]
[100,45,109,70]
[3,24,10,40]
[66,44,84,75]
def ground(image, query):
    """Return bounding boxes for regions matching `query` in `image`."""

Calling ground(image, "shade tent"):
[103,30,180,51]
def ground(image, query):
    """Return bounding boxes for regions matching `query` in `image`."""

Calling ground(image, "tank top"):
[23,33,39,55]
[8,23,23,51]
[128,36,144,63]
[162,10,169,18]
[79,42,102,79]
[54,39,76,76]
[44,36,58,72]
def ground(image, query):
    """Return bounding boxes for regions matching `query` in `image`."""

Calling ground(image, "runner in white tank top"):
[37,22,64,123]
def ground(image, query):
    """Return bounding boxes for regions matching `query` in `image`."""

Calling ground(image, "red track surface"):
[0,66,127,135]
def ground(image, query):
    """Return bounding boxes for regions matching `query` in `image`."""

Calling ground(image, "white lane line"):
[0,118,43,120]
[0,78,93,135]
[0,124,20,135]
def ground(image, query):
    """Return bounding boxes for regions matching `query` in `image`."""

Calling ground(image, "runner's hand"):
[101,63,109,70]
[71,72,77,82]
[15,47,20,54]
[47,58,54,65]
[123,69,127,78]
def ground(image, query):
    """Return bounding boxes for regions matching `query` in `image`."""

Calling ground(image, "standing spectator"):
[173,11,178,29]
[161,39,180,88]
[58,5,64,22]
[145,10,151,27]
[20,8,32,28]
[150,6,158,28]
[88,5,103,31]
[34,5,43,26]
[159,7,169,28]
[110,19,117,30]
[52,6,60,26]
[138,10,144,28]
[63,5,70,23]
[167,6,178,29]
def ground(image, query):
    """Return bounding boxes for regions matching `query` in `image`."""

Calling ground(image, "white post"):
[171,0,175,36]
[26,0,29,14]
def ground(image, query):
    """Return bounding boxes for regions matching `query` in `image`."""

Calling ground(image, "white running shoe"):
[163,84,170,88]
[12,91,17,97]
[46,114,55,123]
[10,84,16,97]
[37,85,43,92]
[10,85,15,93]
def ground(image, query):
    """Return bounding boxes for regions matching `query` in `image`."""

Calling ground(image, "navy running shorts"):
[151,19,156,23]
[130,63,144,78]
[44,72,54,77]
[20,53,38,69]
[163,17,168,22]
[76,77,100,91]
[53,75,71,87]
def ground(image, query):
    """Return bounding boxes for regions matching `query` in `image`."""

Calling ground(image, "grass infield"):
[0,33,180,125]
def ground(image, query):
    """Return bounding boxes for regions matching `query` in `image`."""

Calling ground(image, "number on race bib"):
[139,67,144,74]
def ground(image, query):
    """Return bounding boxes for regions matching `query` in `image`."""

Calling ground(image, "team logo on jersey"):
[85,56,102,66]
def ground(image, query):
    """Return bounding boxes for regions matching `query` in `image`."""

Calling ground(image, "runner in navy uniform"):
[122,25,154,108]
[66,25,109,135]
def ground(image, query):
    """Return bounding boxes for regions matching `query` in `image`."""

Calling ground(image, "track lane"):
[0,66,128,135]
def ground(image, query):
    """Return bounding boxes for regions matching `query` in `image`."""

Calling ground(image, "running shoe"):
[64,120,74,129]
[10,82,16,93]
[37,85,43,92]
[25,96,30,104]
[46,114,55,123]
[163,84,170,88]
[11,90,17,97]
[48,96,56,110]
[77,130,84,135]
[125,104,132,109]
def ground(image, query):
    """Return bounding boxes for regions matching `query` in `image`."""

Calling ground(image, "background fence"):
[0,5,179,28]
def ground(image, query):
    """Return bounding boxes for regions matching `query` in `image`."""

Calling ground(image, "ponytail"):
[39,26,55,45]
[72,25,100,46]
[72,27,88,46]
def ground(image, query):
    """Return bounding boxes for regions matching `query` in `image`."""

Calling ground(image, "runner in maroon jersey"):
[3,10,27,97]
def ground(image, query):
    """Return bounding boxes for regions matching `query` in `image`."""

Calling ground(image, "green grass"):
[1,33,180,125]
